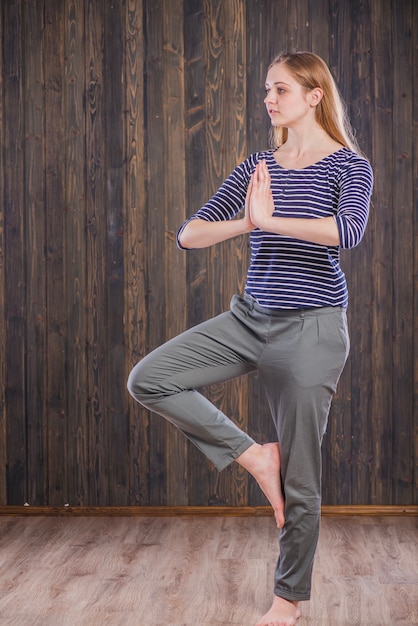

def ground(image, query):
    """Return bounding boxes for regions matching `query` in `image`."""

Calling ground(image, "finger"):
[257,160,270,185]
[256,160,265,179]
[261,159,270,181]
[252,166,259,185]
[246,175,253,197]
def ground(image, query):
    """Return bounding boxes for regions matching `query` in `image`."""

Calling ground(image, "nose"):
[264,91,274,105]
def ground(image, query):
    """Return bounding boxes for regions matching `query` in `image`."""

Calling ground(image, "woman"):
[128,51,373,626]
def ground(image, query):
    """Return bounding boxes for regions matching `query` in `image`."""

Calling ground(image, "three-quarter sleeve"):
[334,155,374,249]
[176,153,259,249]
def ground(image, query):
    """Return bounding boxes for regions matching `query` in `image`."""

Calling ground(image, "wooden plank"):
[264,0,287,61]
[44,0,68,507]
[85,0,108,505]
[245,0,271,155]
[3,0,26,505]
[24,0,48,505]
[184,0,208,328]
[310,0,330,63]
[199,0,229,506]
[0,0,6,503]
[326,0,375,505]
[161,0,188,505]
[391,1,414,505]
[218,0,249,506]
[204,0,250,507]
[343,0,375,504]
[145,0,169,505]
[369,0,394,504]
[0,504,416,517]
[104,0,129,505]
[412,0,418,505]
[184,0,213,505]
[125,0,150,505]
[287,0,310,51]
[64,0,88,505]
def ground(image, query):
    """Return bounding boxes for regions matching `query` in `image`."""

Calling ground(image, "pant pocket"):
[292,311,349,389]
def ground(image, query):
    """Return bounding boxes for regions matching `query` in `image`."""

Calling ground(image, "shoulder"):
[331,149,374,204]
[334,148,373,173]
[333,148,373,185]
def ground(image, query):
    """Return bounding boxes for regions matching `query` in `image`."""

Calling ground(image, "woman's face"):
[264,63,317,128]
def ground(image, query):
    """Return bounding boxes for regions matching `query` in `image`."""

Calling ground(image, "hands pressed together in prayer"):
[244,160,275,232]
[243,159,340,247]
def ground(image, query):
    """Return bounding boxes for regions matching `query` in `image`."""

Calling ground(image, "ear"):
[309,87,323,107]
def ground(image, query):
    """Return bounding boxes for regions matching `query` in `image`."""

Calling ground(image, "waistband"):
[242,293,346,318]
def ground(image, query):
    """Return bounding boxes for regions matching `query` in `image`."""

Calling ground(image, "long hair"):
[268,51,361,154]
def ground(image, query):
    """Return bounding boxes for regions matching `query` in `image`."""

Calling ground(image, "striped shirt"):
[177,147,373,309]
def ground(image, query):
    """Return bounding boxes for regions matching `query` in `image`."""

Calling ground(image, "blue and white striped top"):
[177,147,373,309]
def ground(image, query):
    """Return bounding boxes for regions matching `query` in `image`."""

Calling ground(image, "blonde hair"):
[268,51,361,154]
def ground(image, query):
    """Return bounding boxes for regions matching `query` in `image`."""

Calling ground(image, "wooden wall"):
[0,0,416,507]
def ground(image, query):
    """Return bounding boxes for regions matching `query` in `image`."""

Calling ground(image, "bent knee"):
[127,360,155,403]
[127,358,181,406]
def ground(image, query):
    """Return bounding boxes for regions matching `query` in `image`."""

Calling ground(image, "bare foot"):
[236,442,285,528]
[255,596,301,626]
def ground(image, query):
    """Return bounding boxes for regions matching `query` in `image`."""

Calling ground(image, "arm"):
[178,214,254,249]
[249,158,373,248]
[177,165,256,249]
[249,160,340,246]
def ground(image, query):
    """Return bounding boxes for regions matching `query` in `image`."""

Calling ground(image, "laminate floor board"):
[0,515,416,625]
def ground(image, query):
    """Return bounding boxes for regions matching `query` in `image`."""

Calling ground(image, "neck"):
[282,125,330,155]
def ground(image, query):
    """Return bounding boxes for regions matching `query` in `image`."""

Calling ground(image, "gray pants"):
[127,293,349,601]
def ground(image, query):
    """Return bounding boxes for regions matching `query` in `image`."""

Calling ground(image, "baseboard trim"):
[0,505,416,517]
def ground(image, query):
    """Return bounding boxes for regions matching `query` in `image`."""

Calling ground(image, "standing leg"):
[256,307,350,624]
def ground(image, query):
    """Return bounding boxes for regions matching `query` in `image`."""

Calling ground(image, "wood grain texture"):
[64,0,89,505]
[0,515,416,624]
[323,0,375,506]
[392,0,415,505]
[183,0,213,507]
[204,0,250,508]
[162,0,188,506]
[105,0,131,506]
[24,0,48,506]
[0,0,6,504]
[3,0,26,505]
[342,0,374,506]
[413,0,418,500]
[44,0,68,506]
[0,0,416,508]
[1,504,417,516]
[145,0,170,506]
[85,0,108,505]
[125,0,149,506]
[370,0,394,505]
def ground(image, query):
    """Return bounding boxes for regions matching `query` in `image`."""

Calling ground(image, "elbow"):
[335,217,367,250]
[177,218,208,249]
[340,230,366,249]
[176,220,194,250]
[177,227,195,250]
[177,231,190,249]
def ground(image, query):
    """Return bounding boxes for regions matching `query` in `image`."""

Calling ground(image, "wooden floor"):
[0,515,416,625]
